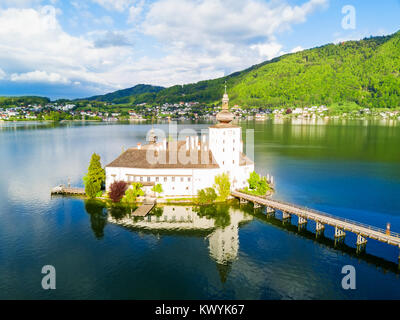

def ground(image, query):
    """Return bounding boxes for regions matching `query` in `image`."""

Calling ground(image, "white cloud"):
[0,68,6,80]
[10,70,71,84]
[143,0,327,46]
[139,0,327,81]
[291,46,304,53]
[0,0,44,7]
[91,0,134,12]
[250,42,284,60]
[0,0,327,96]
[0,6,133,91]
[128,0,144,24]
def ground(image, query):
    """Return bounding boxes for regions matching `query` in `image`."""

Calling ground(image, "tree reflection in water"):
[194,203,231,229]
[84,200,108,239]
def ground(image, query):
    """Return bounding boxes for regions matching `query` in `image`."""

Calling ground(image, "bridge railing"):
[232,191,400,239]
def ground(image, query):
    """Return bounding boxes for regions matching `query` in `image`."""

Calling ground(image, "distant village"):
[1,101,400,122]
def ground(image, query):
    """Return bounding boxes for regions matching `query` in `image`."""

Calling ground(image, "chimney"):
[137,143,141,150]
[186,136,189,151]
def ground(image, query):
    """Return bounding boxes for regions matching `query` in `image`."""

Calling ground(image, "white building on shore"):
[105,89,254,197]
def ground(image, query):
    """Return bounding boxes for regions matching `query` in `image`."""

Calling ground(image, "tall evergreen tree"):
[83,153,105,199]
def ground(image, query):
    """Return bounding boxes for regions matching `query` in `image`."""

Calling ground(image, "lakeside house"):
[105,90,255,197]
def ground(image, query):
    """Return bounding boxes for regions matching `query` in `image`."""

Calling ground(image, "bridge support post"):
[282,211,291,224]
[315,221,325,238]
[266,207,275,214]
[334,226,346,239]
[298,216,307,225]
[266,207,275,218]
[334,226,346,247]
[239,198,248,205]
[254,203,262,209]
[356,234,367,246]
[356,234,367,254]
[298,216,307,231]
[316,221,325,232]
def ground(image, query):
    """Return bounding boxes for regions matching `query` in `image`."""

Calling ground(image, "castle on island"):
[105,89,254,197]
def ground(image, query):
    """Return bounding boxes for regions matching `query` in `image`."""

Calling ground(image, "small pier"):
[51,185,86,196]
[232,191,400,258]
[132,199,156,217]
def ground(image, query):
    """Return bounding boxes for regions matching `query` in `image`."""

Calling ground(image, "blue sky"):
[0,0,398,99]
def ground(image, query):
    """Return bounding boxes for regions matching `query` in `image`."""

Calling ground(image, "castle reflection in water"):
[107,205,252,265]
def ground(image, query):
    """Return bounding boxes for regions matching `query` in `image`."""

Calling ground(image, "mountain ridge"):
[86,30,400,109]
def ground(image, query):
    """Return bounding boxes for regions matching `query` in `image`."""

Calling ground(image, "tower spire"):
[216,84,233,124]
[222,82,229,111]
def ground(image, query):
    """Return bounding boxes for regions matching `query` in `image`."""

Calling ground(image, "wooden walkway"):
[51,185,86,195]
[232,191,400,250]
[132,200,156,217]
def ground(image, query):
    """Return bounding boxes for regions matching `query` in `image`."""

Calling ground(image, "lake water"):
[1,119,400,299]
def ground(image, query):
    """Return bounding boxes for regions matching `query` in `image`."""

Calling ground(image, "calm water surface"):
[0,119,400,299]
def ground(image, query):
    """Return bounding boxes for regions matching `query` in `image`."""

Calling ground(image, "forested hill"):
[84,84,165,103]
[103,30,400,109]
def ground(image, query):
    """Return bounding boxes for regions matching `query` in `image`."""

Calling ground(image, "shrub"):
[152,183,163,197]
[214,173,231,201]
[245,171,271,196]
[122,182,144,203]
[248,171,260,190]
[197,187,218,205]
[109,181,128,203]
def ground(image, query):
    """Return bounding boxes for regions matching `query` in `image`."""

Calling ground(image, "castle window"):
[164,177,167,182]
[140,177,143,182]
[147,177,151,182]
[223,161,225,165]
[181,177,184,182]
[188,177,191,182]
[172,177,175,182]
[233,160,235,164]
[223,148,225,152]
[156,177,159,182]
[186,187,189,190]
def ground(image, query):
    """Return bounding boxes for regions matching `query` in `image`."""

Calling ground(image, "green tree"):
[83,153,105,199]
[214,173,231,201]
[245,171,270,196]
[256,177,269,195]
[197,187,218,205]
[122,182,144,203]
[248,171,260,190]
[152,183,163,197]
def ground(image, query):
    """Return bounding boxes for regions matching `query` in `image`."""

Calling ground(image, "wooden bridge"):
[232,191,400,254]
